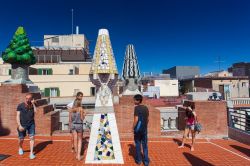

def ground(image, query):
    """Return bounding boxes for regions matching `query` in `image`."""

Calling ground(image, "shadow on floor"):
[230,145,250,157]
[0,154,11,161]
[34,141,53,155]
[128,143,145,163]
[80,136,89,155]
[183,152,214,166]
[0,112,10,136]
[173,138,182,145]
[128,144,136,161]
[173,138,191,149]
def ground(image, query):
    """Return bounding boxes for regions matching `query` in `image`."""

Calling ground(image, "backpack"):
[134,110,146,134]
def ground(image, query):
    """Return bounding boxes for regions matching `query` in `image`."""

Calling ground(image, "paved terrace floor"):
[0,136,249,166]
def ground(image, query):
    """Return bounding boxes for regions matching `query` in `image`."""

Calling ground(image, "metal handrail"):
[231,115,250,124]
[229,109,250,132]
[232,118,250,125]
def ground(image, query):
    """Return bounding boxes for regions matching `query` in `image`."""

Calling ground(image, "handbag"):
[195,122,202,133]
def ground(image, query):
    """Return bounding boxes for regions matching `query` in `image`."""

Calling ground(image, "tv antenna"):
[214,55,225,71]
[71,9,74,35]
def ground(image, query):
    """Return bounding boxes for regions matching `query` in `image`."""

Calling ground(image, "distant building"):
[0,34,95,97]
[32,47,91,63]
[228,62,250,77]
[163,66,200,79]
[180,76,249,99]
[204,70,232,77]
[44,34,89,53]
[141,73,178,97]
[143,86,160,98]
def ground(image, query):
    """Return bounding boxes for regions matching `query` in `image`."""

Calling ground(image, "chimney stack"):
[76,26,79,34]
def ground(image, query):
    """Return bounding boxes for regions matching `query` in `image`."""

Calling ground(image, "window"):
[44,87,60,97]
[50,88,58,97]
[242,82,247,87]
[8,69,11,75]
[91,87,95,96]
[42,69,49,75]
[74,67,79,75]
[69,69,74,75]
[37,68,53,75]
[52,37,59,43]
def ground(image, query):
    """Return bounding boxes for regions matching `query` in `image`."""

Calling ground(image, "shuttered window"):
[44,87,60,97]
[37,68,53,75]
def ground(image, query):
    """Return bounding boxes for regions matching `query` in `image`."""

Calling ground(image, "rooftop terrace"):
[0,136,249,165]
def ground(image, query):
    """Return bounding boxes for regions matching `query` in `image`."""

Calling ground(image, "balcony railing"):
[229,108,250,132]
[230,98,250,105]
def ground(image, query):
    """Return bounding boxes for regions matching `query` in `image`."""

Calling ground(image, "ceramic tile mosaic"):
[94,113,115,160]
[90,29,118,74]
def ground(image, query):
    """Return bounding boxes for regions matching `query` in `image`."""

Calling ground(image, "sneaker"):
[29,154,36,160]
[144,159,150,166]
[136,161,142,165]
[18,149,24,155]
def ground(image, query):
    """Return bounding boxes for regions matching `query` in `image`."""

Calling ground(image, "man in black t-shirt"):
[132,94,150,166]
[16,93,37,160]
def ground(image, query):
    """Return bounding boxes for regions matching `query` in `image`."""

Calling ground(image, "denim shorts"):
[71,123,83,133]
[17,123,35,139]
[185,124,195,130]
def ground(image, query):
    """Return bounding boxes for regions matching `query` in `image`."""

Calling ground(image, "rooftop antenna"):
[71,9,74,35]
[71,8,74,47]
[214,55,225,71]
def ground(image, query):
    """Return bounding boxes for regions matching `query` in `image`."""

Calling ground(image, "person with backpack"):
[132,94,150,166]
[178,105,197,151]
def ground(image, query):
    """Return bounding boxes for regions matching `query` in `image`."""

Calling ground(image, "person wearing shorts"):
[178,106,197,151]
[67,92,83,152]
[69,100,86,160]
[16,93,37,159]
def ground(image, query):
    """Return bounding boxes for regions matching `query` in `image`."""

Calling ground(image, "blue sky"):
[1,0,250,74]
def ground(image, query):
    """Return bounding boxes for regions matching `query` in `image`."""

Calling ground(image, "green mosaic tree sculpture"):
[2,27,35,65]
[2,26,35,84]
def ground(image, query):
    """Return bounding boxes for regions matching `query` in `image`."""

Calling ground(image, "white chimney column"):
[76,26,79,34]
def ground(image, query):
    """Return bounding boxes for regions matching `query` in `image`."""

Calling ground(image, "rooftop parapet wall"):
[0,84,59,136]
[178,100,228,138]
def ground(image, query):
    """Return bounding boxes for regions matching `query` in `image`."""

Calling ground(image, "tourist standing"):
[178,106,197,151]
[69,100,86,160]
[67,92,83,152]
[132,94,150,166]
[16,93,37,159]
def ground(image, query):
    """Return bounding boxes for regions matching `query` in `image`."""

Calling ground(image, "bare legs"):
[73,130,83,160]
[18,137,35,159]
[178,128,189,148]
[30,136,35,155]
[191,130,196,151]
[73,131,78,156]
[18,138,24,150]
[71,132,75,152]
[77,132,83,160]
[18,137,34,153]
[178,128,196,151]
